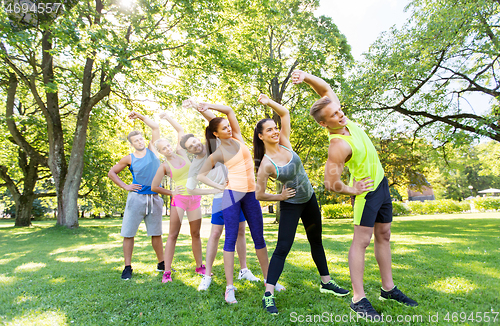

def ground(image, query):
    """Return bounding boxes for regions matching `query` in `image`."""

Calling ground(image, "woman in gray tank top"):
[254,94,349,315]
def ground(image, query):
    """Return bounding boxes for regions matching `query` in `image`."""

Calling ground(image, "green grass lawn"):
[0,212,499,325]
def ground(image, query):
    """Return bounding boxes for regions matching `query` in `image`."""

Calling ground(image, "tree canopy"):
[346,0,500,143]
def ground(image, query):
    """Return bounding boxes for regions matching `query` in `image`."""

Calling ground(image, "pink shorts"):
[171,194,202,212]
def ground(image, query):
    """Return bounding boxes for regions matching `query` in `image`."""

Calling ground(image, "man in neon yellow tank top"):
[293,70,417,319]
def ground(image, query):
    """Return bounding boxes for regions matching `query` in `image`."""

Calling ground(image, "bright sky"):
[316,0,412,60]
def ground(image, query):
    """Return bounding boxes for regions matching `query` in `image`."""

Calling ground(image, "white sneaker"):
[198,275,212,291]
[275,282,286,292]
[225,285,238,304]
[264,279,286,292]
[238,268,260,282]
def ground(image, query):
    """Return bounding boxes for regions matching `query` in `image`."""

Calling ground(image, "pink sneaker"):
[162,271,172,283]
[195,264,206,275]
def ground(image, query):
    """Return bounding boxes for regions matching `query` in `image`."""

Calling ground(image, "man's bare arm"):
[324,139,373,195]
[108,155,142,192]
[292,70,341,106]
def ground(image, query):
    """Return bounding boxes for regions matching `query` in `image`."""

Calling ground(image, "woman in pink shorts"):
[151,112,206,283]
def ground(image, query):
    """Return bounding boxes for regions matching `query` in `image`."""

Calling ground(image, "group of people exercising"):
[108,71,418,318]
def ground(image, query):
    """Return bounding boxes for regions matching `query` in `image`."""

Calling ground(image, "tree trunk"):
[14,194,36,227]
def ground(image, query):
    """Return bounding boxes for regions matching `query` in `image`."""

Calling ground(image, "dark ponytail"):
[253,118,273,172]
[205,117,225,155]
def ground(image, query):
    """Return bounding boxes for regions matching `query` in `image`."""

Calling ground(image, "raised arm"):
[292,70,341,106]
[255,159,296,201]
[159,111,185,145]
[182,98,217,122]
[257,94,292,149]
[199,102,243,143]
[324,139,373,195]
[128,111,160,154]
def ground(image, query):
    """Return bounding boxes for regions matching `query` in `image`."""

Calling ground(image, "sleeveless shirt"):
[221,138,256,192]
[264,145,314,204]
[165,155,191,196]
[328,120,384,197]
[129,148,160,195]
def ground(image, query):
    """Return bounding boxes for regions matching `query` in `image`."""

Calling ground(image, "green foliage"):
[392,202,411,216]
[406,199,470,215]
[425,141,500,201]
[472,197,500,211]
[346,0,500,142]
[166,0,353,204]
[321,203,353,219]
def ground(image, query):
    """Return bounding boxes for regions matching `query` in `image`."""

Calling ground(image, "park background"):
[1,0,499,325]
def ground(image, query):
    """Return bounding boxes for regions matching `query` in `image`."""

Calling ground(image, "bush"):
[406,199,470,215]
[472,197,500,211]
[322,203,353,219]
[392,202,411,216]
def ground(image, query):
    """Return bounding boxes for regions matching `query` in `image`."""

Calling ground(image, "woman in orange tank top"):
[196,102,276,304]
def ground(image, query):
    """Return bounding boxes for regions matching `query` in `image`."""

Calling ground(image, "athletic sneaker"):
[275,282,286,292]
[195,264,206,275]
[264,279,286,292]
[350,297,381,320]
[379,286,418,306]
[225,285,238,304]
[156,261,165,272]
[262,291,278,315]
[320,280,350,296]
[121,266,133,280]
[162,271,172,283]
[198,275,212,291]
[238,268,260,282]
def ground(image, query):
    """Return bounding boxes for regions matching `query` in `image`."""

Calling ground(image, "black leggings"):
[266,193,329,285]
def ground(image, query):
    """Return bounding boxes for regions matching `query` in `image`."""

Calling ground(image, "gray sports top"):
[264,146,314,204]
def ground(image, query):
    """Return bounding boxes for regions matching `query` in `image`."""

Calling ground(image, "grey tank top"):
[264,145,314,204]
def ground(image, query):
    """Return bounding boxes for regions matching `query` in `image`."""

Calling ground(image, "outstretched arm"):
[292,70,341,106]
[257,94,292,149]
[129,111,160,155]
[198,102,243,143]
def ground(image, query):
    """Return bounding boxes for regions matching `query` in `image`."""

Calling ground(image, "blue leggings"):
[222,190,266,252]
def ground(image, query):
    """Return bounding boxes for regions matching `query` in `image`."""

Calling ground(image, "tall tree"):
[0,72,54,226]
[1,0,224,227]
[346,0,500,142]
[169,0,353,220]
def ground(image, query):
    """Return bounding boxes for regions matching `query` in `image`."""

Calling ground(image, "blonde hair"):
[310,96,332,123]
[154,138,170,151]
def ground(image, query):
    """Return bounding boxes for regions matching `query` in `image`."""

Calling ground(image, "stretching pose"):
[108,111,164,280]
[255,94,349,315]
[173,99,260,291]
[293,70,417,319]
[151,111,206,283]
[196,102,277,304]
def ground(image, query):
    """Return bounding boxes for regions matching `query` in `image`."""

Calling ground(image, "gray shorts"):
[121,192,163,237]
